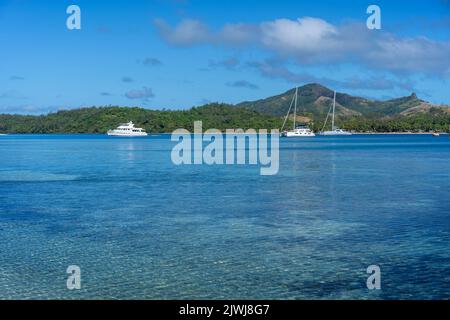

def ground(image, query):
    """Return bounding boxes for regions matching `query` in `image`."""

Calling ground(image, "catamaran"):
[319,91,352,136]
[281,87,315,137]
[107,121,148,137]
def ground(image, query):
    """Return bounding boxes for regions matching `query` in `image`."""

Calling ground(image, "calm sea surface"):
[0,134,449,299]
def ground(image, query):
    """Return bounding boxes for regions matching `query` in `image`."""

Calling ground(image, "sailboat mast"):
[293,87,298,130]
[332,91,336,131]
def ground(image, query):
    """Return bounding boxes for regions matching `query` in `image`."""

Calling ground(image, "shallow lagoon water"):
[0,134,449,299]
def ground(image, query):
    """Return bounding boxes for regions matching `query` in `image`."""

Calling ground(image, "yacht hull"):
[282,132,316,137]
[107,132,148,137]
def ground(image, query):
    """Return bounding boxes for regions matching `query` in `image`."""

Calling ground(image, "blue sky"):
[0,0,449,114]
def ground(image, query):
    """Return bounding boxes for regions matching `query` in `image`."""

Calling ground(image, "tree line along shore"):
[0,104,449,134]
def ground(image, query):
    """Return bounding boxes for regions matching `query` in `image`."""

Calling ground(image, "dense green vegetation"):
[340,113,450,133]
[307,113,450,132]
[1,103,448,134]
[0,84,449,134]
[0,104,284,134]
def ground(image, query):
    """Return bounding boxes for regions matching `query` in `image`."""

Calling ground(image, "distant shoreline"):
[0,132,448,136]
[352,132,449,135]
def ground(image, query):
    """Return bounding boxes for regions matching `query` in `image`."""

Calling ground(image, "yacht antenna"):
[281,88,297,132]
[332,91,336,131]
[321,98,333,132]
[293,87,298,130]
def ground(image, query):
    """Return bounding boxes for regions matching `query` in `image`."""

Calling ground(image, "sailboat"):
[319,91,352,136]
[281,87,315,137]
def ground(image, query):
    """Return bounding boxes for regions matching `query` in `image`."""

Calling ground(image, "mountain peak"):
[237,84,430,118]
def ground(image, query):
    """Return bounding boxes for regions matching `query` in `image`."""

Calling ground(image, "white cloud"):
[0,104,56,115]
[154,17,450,76]
[141,57,163,66]
[0,90,28,100]
[248,59,416,92]
[209,57,240,69]
[154,18,210,46]
[367,35,450,74]
[220,23,258,44]
[247,59,340,86]
[342,75,415,91]
[226,80,259,90]
[125,87,154,100]
[260,17,338,54]
[121,76,134,83]
[9,75,25,81]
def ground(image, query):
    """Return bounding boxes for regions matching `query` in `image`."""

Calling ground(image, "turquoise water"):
[0,134,449,300]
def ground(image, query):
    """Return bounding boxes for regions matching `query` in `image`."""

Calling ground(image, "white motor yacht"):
[107,122,148,137]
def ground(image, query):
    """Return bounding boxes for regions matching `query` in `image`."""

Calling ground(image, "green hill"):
[236,83,450,132]
[238,83,448,119]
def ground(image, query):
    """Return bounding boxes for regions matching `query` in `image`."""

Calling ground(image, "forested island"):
[1,84,449,134]
[0,104,282,134]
